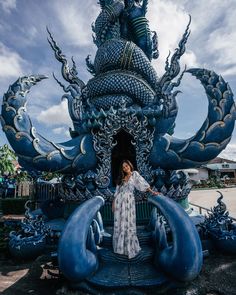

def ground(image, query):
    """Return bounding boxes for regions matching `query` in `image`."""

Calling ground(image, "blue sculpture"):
[200,191,236,254]
[1,0,236,292]
[8,201,50,259]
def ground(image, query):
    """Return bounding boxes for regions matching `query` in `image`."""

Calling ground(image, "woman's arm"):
[146,187,160,196]
[133,171,160,196]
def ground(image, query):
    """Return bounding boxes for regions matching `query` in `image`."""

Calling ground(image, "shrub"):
[1,198,29,215]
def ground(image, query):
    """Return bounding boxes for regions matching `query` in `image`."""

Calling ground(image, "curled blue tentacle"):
[0,76,97,173]
[150,68,236,169]
[58,196,104,282]
[149,195,203,281]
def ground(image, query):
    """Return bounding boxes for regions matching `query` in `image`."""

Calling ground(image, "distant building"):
[205,157,236,180]
[191,157,236,184]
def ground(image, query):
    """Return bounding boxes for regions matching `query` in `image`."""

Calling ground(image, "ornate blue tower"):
[1,0,236,292]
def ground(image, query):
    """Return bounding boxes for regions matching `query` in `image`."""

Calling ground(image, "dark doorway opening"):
[111,129,137,186]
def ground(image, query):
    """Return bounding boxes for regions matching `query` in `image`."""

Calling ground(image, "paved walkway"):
[189,187,236,218]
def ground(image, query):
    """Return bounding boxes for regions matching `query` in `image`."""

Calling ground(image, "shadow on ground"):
[0,253,236,295]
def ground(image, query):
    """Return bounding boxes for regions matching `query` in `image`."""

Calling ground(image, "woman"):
[112,160,159,259]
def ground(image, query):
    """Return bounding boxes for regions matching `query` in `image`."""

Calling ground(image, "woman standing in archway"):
[112,160,159,259]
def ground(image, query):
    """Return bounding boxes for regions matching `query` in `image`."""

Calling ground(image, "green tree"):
[16,171,31,182]
[41,171,62,181]
[0,144,16,176]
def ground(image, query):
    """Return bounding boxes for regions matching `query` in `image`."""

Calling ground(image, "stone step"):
[87,259,169,288]
[98,246,154,264]
[87,225,170,289]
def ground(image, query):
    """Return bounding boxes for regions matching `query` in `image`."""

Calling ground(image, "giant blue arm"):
[0,76,97,173]
[150,68,236,170]
[149,195,202,281]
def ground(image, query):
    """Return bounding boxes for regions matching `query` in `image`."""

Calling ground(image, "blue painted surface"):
[58,196,104,282]
[1,0,236,290]
[201,192,236,254]
[149,195,203,281]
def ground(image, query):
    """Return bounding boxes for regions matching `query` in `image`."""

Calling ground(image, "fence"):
[16,181,34,197]
[16,182,236,223]
[34,182,62,203]
[190,202,236,221]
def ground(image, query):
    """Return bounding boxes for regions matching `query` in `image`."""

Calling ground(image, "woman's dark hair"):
[116,160,134,186]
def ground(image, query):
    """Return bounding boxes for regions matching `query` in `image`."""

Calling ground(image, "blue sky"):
[0,0,236,160]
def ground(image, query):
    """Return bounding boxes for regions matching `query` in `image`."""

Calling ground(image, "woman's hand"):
[152,191,160,196]
[112,200,115,213]
[147,187,160,196]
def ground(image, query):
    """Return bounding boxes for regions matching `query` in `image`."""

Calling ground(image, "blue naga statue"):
[1,0,236,291]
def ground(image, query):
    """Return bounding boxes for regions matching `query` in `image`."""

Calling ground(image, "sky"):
[0,0,236,161]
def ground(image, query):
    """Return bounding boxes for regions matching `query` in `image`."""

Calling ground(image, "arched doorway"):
[111,129,137,186]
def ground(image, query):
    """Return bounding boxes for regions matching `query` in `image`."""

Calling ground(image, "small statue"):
[120,0,158,60]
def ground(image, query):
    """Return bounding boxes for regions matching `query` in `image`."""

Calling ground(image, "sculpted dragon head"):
[1,0,235,197]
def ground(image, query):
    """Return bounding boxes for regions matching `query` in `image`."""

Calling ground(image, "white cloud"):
[18,26,39,46]
[0,0,16,13]
[176,0,236,76]
[147,0,236,76]
[207,29,236,75]
[148,0,196,74]
[26,73,63,110]
[53,0,98,47]
[220,66,236,77]
[52,126,70,137]
[180,50,198,69]
[37,100,72,126]
[0,42,27,78]
[219,143,236,162]
[203,1,236,76]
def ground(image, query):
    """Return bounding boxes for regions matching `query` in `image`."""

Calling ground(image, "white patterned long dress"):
[112,171,150,259]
